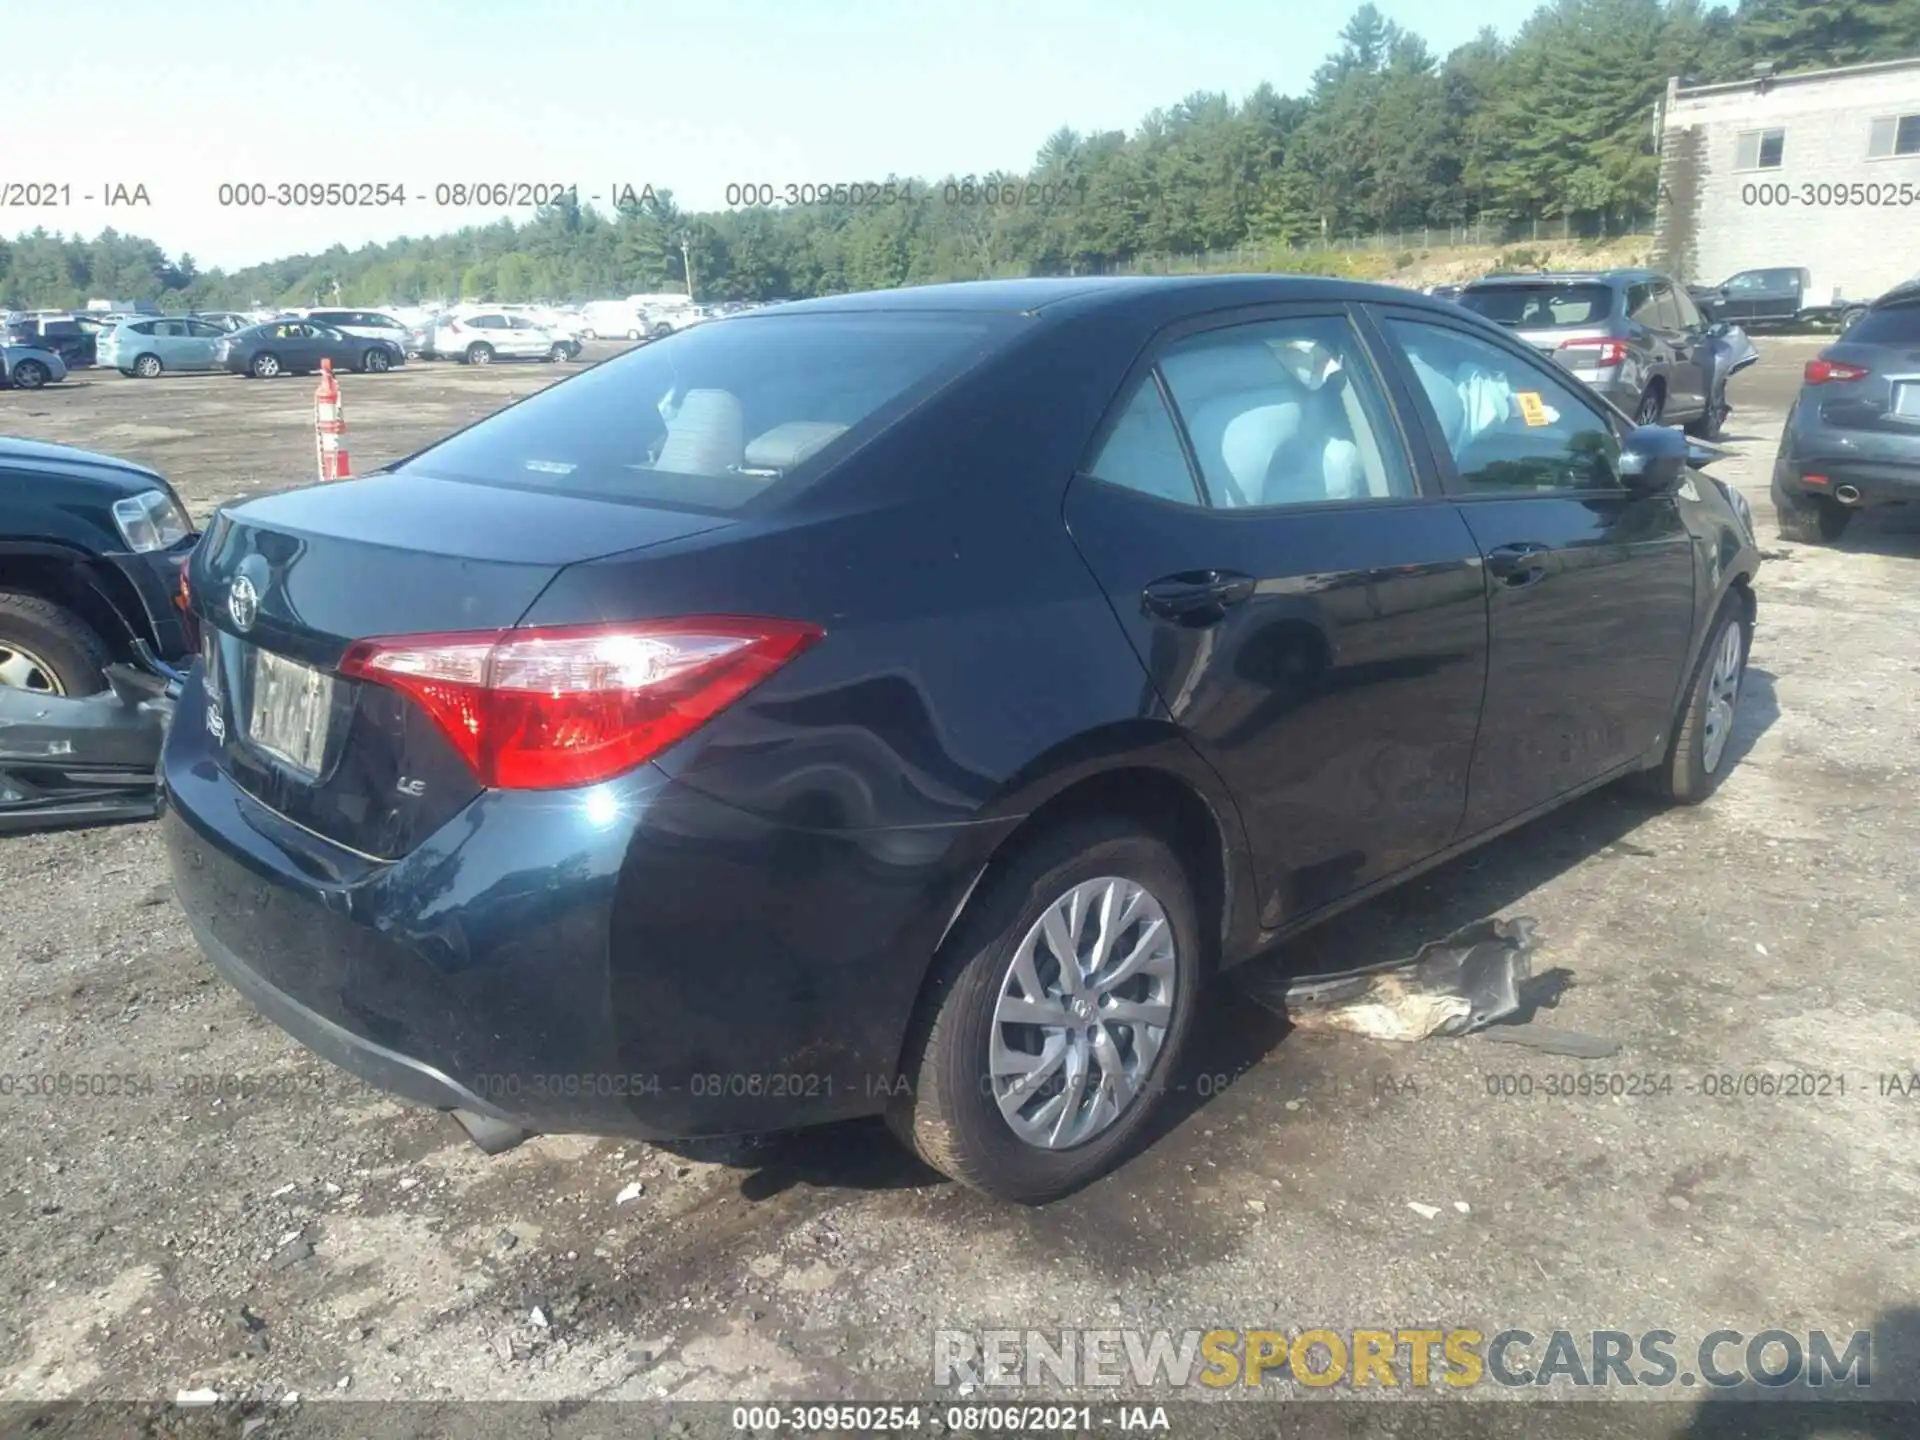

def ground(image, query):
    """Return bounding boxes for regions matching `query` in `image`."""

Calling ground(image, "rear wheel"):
[1647,602,1749,804]
[887,817,1201,1203]
[0,592,114,696]
[250,352,282,378]
[580,328,599,340]
[1775,487,1850,544]
[1634,385,1664,426]
[465,342,494,366]
[133,353,164,379]
[624,328,642,341]
[10,360,50,389]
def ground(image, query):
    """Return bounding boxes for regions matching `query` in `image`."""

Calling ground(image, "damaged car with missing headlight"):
[0,437,196,831]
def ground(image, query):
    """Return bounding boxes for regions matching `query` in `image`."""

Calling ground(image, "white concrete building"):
[1652,56,1920,303]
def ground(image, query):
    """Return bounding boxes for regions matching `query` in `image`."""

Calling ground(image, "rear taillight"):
[338,617,822,790]
[1804,357,1870,385]
[1557,337,1629,367]
[176,564,200,651]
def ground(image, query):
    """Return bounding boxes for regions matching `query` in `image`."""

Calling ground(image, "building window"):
[1868,113,1920,159]
[1734,127,1786,170]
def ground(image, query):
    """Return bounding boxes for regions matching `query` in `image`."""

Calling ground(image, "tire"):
[361,347,391,373]
[133,354,164,379]
[651,322,674,339]
[0,591,114,696]
[547,343,569,362]
[1633,384,1664,426]
[1685,384,1725,440]
[1774,487,1851,544]
[580,328,598,340]
[10,360,50,389]
[251,352,282,378]
[625,328,642,341]
[886,817,1203,1204]
[1646,601,1749,805]
[466,342,493,366]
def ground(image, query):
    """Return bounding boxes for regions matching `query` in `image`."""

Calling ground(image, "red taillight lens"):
[1804,357,1870,385]
[1557,337,1629,367]
[337,617,822,790]
[175,563,201,650]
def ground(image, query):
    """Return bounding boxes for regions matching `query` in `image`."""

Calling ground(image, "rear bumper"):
[161,667,1011,1139]
[1774,451,1920,508]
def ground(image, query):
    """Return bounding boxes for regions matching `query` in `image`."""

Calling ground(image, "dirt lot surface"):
[2,339,1917,1428]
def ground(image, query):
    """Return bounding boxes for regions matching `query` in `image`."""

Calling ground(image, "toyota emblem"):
[228,575,259,632]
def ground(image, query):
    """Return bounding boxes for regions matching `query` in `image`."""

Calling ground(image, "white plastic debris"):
[269,1183,296,1198]
[615,1182,644,1206]
[530,1306,550,1329]
[398,1176,419,1191]
[175,1389,220,1405]
[1454,1201,1471,1214]
[1755,943,1769,956]
[1408,1202,1442,1220]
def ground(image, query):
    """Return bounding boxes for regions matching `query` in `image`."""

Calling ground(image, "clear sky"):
[18,0,1547,271]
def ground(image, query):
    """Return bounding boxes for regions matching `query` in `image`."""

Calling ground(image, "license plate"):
[246,648,333,776]
[1894,382,1920,420]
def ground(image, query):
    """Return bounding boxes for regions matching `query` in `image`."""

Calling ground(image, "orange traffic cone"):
[314,359,347,482]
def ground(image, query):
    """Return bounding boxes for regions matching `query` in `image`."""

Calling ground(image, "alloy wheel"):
[1636,390,1663,425]
[989,876,1178,1150]
[1700,622,1743,774]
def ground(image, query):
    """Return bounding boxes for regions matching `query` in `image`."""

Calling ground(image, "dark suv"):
[1770,281,1920,543]
[2,316,99,369]
[0,438,198,696]
[1457,269,1727,436]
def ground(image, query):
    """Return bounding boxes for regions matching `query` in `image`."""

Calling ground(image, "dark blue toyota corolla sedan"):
[164,276,1761,1202]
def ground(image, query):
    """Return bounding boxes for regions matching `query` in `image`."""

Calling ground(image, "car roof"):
[1872,279,1920,308]
[1464,270,1656,288]
[750,274,1467,320]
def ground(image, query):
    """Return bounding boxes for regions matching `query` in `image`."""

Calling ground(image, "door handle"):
[1141,570,1256,623]
[1485,544,1551,589]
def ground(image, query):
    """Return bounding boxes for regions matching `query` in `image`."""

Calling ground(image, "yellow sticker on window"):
[1516,391,1550,427]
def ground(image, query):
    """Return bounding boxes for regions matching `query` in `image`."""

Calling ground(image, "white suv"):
[433,311,575,365]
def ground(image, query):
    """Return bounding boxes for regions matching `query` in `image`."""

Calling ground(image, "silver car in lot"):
[97,316,234,377]
[0,344,67,389]
[431,311,574,365]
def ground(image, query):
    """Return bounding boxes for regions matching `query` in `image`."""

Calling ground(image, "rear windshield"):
[401,312,1017,511]
[1458,283,1616,329]
[1844,302,1920,345]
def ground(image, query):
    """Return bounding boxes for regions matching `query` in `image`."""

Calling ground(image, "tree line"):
[3,0,1915,311]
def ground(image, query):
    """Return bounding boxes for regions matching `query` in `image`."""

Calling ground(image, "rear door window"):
[401,311,1018,512]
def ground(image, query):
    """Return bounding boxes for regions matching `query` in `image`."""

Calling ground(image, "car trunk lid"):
[189,472,731,858]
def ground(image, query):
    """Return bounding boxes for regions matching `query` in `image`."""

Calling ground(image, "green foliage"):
[2,0,1913,310]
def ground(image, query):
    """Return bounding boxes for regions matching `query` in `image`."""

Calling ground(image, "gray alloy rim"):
[14,362,47,388]
[470,345,491,365]
[367,349,389,371]
[1701,622,1743,774]
[989,875,1178,1150]
[255,354,279,377]
[1637,390,1662,424]
[0,641,62,694]
[136,355,162,377]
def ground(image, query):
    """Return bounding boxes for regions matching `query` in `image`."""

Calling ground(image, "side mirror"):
[1618,423,1689,493]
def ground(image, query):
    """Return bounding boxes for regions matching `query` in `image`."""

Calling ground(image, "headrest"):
[743,421,849,470]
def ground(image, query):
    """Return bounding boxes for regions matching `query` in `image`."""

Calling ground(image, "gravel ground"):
[1,339,1916,1431]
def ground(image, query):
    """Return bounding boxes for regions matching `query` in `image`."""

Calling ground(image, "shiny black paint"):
[0,438,198,661]
[164,276,1761,1142]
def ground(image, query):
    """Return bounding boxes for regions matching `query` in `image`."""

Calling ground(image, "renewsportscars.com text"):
[934,1327,1873,1391]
